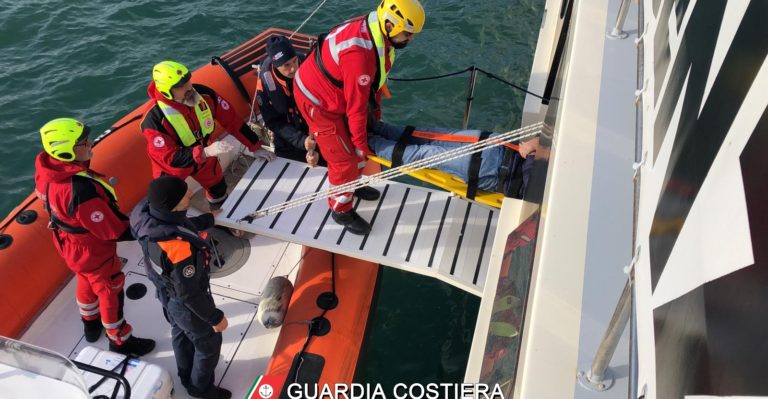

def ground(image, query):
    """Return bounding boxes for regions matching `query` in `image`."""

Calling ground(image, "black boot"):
[82,318,103,343]
[189,386,232,399]
[109,336,156,357]
[332,210,371,235]
[211,387,232,399]
[354,186,380,201]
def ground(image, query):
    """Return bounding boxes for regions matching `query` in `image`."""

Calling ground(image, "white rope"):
[239,122,543,221]
[289,0,329,39]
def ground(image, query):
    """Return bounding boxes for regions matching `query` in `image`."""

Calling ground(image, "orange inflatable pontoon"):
[0,29,378,386]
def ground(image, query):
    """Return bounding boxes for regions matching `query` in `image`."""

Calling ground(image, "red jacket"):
[34,153,131,272]
[140,82,262,179]
[296,13,393,155]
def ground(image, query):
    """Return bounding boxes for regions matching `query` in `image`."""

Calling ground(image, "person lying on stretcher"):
[367,122,539,199]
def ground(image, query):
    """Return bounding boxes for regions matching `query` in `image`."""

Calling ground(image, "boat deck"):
[21,234,302,399]
[217,158,499,296]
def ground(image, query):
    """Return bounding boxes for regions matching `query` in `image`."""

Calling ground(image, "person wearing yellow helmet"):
[141,60,275,211]
[377,0,426,49]
[293,0,426,235]
[34,118,156,357]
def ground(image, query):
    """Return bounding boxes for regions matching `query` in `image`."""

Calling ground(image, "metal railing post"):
[607,0,631,39]
[577,278,632,391]
[462,65,478,129]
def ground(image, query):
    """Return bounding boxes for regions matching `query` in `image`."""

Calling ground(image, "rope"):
[476,68,545,100]
[289,0,329,39]
[239,121,543,221]
[388,67,473,82]
[388,66,547,100]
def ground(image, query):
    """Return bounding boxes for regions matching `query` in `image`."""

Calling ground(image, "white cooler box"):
[74,346,174,399]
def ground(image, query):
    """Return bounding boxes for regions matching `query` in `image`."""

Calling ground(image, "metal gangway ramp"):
[217,158,499,295]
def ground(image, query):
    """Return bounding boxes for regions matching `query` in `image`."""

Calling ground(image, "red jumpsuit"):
[141,82,262,203]
[34,153,134,344]
[294,13,393,212]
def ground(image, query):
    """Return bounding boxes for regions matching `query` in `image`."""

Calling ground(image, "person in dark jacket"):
[256,35,325,167]
[34,118,155,356]
[130,176,230,399]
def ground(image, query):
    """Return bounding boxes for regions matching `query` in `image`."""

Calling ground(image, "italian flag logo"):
[247,374,287,399]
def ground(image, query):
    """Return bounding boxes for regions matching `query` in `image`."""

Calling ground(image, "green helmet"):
[153,61,191,100]
[39,118,90,162]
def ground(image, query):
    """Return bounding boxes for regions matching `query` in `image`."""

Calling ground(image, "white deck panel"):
[20,233,299,399]
[218,158,499,296]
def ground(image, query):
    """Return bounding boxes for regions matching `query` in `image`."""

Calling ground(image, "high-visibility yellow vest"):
[157,99,214,147]
[75,171,117,202]
[367,11,396,89]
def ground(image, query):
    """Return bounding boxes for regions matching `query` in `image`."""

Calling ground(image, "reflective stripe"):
[177,226,199,237]
[75,172,118,202]
[103,318,125,330]
[108,331,132,341]
[262,70,276,92]
[355,149,367,168]
[207,194,227,204]
[329,37,373,65]
[330,191,353,211]
[157,98,215,147]
[296,71,321,107]
[79,308,100,317]
[150,259,163,276]
[77,299,99,310]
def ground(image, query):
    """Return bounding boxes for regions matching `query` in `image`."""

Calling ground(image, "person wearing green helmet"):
[141,61,275,211]
[34,118,155,356]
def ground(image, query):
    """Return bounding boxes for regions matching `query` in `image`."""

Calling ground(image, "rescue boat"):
[0,29,382,398]
[4,0,760,397]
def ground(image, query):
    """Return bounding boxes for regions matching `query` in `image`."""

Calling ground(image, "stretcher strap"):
[411,130,520,152]
[391,125,416,168]
[496,147,514,194]
[466,131,492,200]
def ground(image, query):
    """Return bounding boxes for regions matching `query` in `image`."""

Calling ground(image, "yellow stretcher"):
[368,155,505,208]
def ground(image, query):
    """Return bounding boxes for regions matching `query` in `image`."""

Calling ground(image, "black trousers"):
[146,266,222,397]
[166,298,222,397]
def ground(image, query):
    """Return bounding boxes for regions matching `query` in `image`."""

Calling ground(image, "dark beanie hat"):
[148,176,188,211]
[266,35,297,67]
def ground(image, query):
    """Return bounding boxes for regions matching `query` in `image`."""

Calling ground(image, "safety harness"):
[312,12,394,107]
[45,172,119,249]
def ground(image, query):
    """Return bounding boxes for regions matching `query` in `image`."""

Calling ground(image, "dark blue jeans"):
[368,122,504,191]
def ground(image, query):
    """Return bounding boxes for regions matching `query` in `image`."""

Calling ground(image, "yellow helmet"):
[39,118,90,162]
[153,61,191,100]
[377,0,425,38]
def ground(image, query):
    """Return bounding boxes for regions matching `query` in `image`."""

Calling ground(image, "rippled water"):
[0,0,544,383]
[0,0,542,217]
